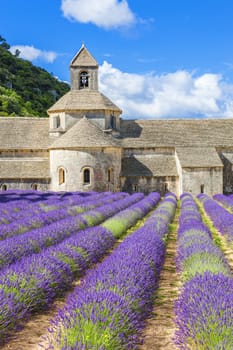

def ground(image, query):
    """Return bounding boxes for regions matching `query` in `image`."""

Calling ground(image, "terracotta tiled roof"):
[50,116,120,149]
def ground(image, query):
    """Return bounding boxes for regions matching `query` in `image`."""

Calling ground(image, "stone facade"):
[219,152,233,193]
[1,44,233,197]
[50,148,121,192]
[181,168,223,195]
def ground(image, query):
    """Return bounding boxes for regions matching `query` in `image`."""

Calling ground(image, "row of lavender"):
[199,193,233,243]
[175,193,233,349]
[47,193,177,349]
[0,191,123,239]
[0,192,160,344]
[0,190,94,224]
[213,193,233,212]
[0,192,143,269]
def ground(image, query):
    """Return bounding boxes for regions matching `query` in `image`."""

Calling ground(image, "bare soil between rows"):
[139,209,180,350]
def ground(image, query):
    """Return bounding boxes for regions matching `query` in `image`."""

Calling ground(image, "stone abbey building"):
[1,45,233,197]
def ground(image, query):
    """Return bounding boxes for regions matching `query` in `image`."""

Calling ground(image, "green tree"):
[0,34,70,117]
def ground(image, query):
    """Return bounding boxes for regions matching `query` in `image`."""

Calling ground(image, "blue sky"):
[1,0,233,119]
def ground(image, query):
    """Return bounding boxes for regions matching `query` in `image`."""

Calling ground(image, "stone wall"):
[120,175,179,196]
[181,167,223,195]
[70,67,98,91]
[0,179,50,191]
[49,111,106,133]
[175,150,183,197]
[49,110,122,133]
[123,147,175,156]
[50,148,122,192]
[219,153,233,194]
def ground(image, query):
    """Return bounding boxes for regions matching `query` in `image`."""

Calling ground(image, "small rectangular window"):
[200,184,204,193]
[108,168,113,182]
[56,116,60,128]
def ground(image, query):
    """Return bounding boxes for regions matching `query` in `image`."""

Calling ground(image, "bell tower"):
[70,44,99,91]
[48,44,122,134]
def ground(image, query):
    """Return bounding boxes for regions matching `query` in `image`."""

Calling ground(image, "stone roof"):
[1,116,233,154]
[48,90,121,113]
[120,119,233,148]
[176,147,223,167]
[121,155,178,177]
[0,117,50,150]
[70,45,98,67]
[0,158,50,179]
[222,153,233,164]
[50,116,120,149]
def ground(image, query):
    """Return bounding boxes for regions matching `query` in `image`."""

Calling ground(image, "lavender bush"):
[213,193,233,211]
[0,190,93,224]
[0,192,160,344]
[176,272,233,350]
[0,192,126,240]
[47,193,177,349]
[102,192,160,238]
[198,193,233,242]
[0,192,139,269]
[175,193,233,349]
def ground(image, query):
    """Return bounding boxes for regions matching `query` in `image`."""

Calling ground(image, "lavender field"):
[0,190,233,349]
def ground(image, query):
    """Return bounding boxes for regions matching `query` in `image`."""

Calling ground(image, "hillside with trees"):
[0,36,70,117]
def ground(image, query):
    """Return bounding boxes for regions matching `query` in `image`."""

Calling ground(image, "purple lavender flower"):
[175,272,233,349]
[0,192,137,269]
[47,194,177,349]
[175,193,233,349]
[198,193,233,242]
[0,192,161,344]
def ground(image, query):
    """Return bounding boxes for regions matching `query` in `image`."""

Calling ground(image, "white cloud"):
[10,45,58,63]
[99,61,233,119]
[61,0,135,29]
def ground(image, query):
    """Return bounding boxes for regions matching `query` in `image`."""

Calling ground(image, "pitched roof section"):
[50,117,120,149]
[121,155,178,177]
[222,153,233,164]
[70,45,98,67]
[176,147,223,167]
[120,119,233,148]
[0,117,50,150]
[0,158,50,179]
[48,90,121,113]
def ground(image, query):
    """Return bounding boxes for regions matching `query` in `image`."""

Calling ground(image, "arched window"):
[31,183,38,191]
[107,168,113,182]
[80,71,89,89]
[1,184,7,191]
[59,168,65,185]
[83,168,90,184]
